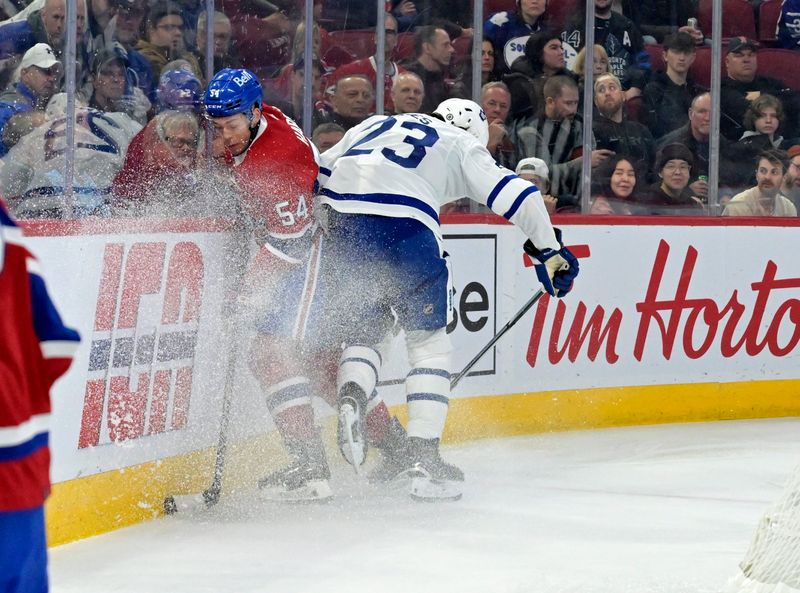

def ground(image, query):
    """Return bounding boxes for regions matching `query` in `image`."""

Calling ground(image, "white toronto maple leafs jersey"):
[1,108,141,214]
[317,113,560,252]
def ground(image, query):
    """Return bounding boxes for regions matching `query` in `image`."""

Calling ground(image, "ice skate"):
[337,382,368,469]
[368,417,410,484]
[258,438,333,503]
[405,437,464,502]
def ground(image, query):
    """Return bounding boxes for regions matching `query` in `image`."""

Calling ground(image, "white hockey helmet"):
[433,98,489,147]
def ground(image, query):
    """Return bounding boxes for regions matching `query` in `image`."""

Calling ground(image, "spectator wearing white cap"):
[0,0,89,90]
[516,156,557,214]
[0,42,59,156]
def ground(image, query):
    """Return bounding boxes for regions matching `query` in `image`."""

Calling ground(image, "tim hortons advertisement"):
[500,223,800,395]
[25,220,800,482]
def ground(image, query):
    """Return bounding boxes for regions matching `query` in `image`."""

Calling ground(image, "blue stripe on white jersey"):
[486,174,515,210]
[486,175,544,220]
[504,185,540,219]
[317,113,560,252]
[320,189,439,227]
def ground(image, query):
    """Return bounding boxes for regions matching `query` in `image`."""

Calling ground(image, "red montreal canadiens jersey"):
[0,200,80,511]
[231,104,319,245]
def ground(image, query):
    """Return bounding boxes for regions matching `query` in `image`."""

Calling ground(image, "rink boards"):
[22,215,800,544]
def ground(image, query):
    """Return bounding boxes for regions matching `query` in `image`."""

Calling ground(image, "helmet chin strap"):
[248,105,261,141]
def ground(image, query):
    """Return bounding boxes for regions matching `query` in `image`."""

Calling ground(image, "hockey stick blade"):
[164,486,221,515]
[162,274,245,514]
[450,288,546,389]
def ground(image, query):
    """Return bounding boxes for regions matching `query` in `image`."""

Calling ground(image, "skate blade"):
[338,404,367,469]
[259,479,334,504]
[409,476,462,502]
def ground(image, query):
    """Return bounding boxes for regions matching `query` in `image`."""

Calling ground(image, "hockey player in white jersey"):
[0,95,142,218]
[313,98,580,501]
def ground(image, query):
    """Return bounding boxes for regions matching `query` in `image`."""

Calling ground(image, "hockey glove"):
[523,230,579,298]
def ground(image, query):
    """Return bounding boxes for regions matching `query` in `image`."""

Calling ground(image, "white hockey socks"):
[405,328,452,440]
[337,344,381,400]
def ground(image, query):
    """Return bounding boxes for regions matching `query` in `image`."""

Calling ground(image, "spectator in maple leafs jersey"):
[503,29,574,120]
[1,95,141,218]
[484,0,549,77]
[560,0,649,98]
[777,0,800,49]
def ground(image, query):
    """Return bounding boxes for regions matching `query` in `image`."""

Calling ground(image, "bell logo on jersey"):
[78,240,205,448]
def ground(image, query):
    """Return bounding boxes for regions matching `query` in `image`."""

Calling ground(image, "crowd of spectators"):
[0,0,798,218]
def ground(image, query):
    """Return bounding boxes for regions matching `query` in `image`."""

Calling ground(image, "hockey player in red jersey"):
[203,68,407,501]
[0,199,80,592]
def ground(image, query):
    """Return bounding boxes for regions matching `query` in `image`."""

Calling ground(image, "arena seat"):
[452,34,472,68]
[322,45,358,69]
[758,0,782,44]
[697,0,757,40]
[324,29,375,61]
[484,0,516,17]
[756,48,800,91]
[688,45,714,88]
[395,31,416,62]
[644,43,664,72]
[624,95,646,123]
[682,46,800,92]
[546,0,579,30]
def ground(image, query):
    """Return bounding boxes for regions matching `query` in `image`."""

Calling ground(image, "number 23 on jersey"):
[342,115,439,169]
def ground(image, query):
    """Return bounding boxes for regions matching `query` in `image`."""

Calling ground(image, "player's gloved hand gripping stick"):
[451,229,579,389]
[523,227,580,298]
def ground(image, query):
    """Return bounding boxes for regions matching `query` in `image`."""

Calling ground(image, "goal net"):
[726,463,800,593]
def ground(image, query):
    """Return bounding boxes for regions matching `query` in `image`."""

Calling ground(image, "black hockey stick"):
[450,288,545,389]
[164,327,239,514]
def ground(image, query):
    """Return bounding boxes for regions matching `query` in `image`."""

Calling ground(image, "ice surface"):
[50,418,800,593]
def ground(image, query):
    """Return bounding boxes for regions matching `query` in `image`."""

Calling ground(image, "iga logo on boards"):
[78,241,205,448]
